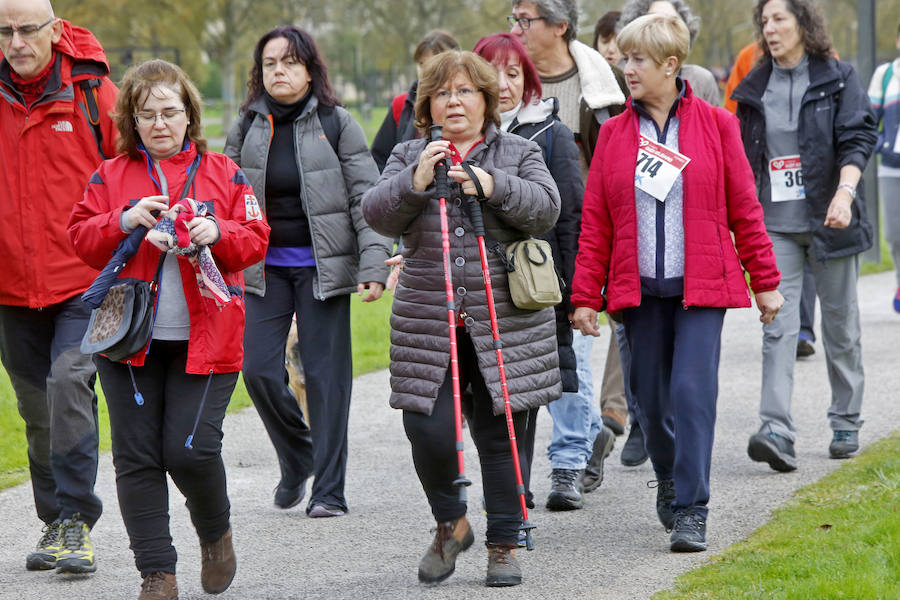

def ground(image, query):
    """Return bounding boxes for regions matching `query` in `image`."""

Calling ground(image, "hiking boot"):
[418,516,474,583]
[670,510,707,552]
[139,572,178,600]
[485,542,522,587]
[649,479,676,529]
[546,469,584,510]
[796,335,815,358]
[273,479,306,509]
[200,527,236,594]
[601,409,626,435]
[25,519,62,571]
[582,425,615,492]
[829,430,859,459]
[621,421,649,467]
[56,516,96,574]
[307,503,346,518]
[747,430,797,472]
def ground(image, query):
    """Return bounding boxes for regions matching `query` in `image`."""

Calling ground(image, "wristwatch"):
[837,183,857,200]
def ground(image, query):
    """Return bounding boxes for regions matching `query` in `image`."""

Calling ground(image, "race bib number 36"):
[768,155,805,202]
[634,136,691,202]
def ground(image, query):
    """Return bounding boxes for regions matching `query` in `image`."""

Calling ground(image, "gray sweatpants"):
[759,231,864,442]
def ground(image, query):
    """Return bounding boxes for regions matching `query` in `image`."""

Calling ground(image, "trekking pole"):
[459,163,535,550]
[430,125,472,502]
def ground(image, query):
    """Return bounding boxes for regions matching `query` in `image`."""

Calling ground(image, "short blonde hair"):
[414,50,500,133]
[617,14,689,70]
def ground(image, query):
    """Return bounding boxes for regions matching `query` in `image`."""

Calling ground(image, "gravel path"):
[0,271,897,600]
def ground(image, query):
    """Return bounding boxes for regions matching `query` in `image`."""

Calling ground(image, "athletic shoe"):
[621,421,649,467]
[829,430,859,459]
[546,469,584,511]
[649,479,676,529]
[274,480,306,509]
[670,510,707,552]
[582,425,615,492]
[796,334,815,358]
[55,516,96,573]
[307,503,346,518]
[747,430,797,472]
[418,517,474,583]
[139,572,178,600]
[25,520,62,571]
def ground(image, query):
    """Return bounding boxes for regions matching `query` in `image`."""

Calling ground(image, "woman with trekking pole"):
[362,50,561,588]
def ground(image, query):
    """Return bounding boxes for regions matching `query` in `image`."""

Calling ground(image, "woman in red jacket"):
[571,15,783,553]
[68,60,269,600]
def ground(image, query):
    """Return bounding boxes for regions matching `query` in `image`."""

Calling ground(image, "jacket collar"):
[568,39,626,110]
[733,55,841,108]
[510,97,557,129]
[248,92,320,121]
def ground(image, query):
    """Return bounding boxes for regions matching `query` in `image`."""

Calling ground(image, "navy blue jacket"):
[733,56,878,260]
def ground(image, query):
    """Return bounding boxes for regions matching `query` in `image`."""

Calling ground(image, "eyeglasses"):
[134,109,186,126]
[434,87,480,103]
[507,15,546,30]
[0,17,55,41]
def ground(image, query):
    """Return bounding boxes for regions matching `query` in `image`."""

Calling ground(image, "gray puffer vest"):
[362,124,562,416]
[224,95,391,298]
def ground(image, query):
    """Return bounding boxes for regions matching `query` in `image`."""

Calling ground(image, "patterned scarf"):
[9,52,56,107]
[145,200,231,309]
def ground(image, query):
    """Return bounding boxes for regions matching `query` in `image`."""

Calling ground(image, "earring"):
[666,71,672,77]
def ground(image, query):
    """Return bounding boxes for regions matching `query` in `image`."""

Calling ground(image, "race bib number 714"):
[634,136,691,202]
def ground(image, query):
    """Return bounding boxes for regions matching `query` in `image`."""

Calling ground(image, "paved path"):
[0,272,898,600]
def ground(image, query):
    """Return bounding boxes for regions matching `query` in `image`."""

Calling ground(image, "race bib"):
[768,155,806,202]
[634,136,691,202]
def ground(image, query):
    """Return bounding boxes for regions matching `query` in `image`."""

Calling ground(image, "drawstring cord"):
[127,361,144,405]
[185,370,214,449]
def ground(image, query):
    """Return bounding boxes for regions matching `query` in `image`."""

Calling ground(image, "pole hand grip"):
[429,125,450,200]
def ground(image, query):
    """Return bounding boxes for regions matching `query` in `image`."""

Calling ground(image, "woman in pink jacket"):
[571,15,783,553]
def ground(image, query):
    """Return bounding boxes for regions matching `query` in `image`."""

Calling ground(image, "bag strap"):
[459,161,486,200]
[77,79,106,160]
[317,104,341,156]
[151,154,203,286]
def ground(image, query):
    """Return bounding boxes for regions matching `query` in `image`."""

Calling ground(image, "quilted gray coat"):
[362,124,562,416]
[224,95,391,298]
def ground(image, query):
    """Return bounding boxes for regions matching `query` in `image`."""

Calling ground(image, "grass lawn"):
[0,291,393,491]
[655,431,900,600]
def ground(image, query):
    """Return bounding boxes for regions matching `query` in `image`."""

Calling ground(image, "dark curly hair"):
[753,0,832,63]
[242,26,339,111]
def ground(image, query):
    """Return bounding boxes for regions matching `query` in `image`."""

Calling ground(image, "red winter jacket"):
[68,144,270,374]
[571,85,780,313]
[0,21,118,307]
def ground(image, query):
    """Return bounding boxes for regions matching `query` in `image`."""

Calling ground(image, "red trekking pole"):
[458,162,535,551]
[430,125,472,502]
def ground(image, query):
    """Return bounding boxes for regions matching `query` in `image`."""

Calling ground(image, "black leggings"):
[403,331,528,545]
[96,340,237,576]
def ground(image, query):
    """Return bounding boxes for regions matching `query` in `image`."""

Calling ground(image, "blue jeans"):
[546,333,602,469]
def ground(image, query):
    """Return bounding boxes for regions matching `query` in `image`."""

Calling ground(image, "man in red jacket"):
[0,0,117,575]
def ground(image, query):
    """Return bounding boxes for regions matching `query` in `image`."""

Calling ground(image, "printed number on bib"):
[768,155,806,202]
[634,136,690,202]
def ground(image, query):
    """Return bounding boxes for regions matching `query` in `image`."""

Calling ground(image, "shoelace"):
[550,469,579,486]
[673,512,706,534]
[142,572,168,593]
[60,519,85,551]
[429,521,456,559]
[488,546,513,565]
[647,479,676,498]
[37,521,60,548]
[833,431,854,442]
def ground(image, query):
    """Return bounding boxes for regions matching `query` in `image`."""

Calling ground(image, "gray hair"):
[618,0,700,47]
[512,0,580,42]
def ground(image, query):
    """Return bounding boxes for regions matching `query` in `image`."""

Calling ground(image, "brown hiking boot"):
[138,572,178,600]
[485,542,522,587]
[200,527,236,594]
[417,516,474,583]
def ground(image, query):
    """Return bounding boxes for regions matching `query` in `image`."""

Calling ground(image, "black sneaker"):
[55,516,96,573]
[621,421,649,467]
[670,510,707,552]
[829,430,859,458]
[649,479,676,529]
[582,425,615,492]
[26,520,62,571]
[747,430,797,472]
[546,469,584,511]
[274,479,306,509]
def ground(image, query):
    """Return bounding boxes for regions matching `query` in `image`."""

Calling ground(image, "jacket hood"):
[568,39,626,110]
[512,97,557,127]
[53,20,109,78]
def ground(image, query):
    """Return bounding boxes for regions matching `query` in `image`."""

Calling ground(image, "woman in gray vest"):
[224,26,391,518]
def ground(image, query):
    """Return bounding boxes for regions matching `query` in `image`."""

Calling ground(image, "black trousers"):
[0,295,101,527]
[243,266,352,510]
[403,331,528,545]
[96,340,236,576]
